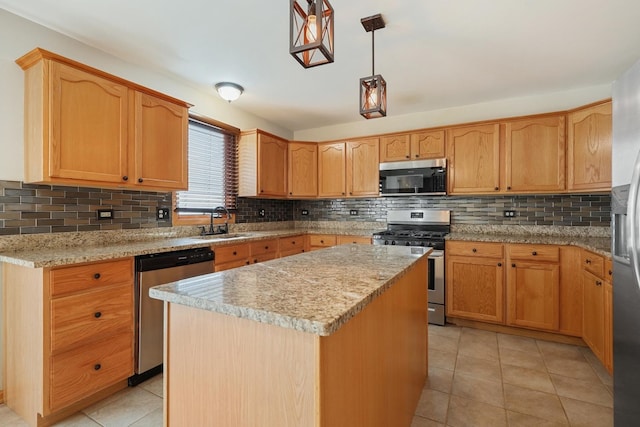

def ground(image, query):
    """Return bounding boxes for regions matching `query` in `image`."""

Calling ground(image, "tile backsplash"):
[0,180,610,235]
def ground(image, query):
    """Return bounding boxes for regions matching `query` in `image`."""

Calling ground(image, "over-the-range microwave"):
[379,158,447,196]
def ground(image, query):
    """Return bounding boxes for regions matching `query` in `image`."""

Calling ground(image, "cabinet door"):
[446,124,500,194]
[604,280,613,374]
[411,130,445,160]
[583,270,605,362]
[257,134,288,197]
[134,92,188,190]
[380,134,411,162]
[505,115,565,192]
[506,261,559,331]
[318,143,346,197]
[347,138,379,197]
[446,255,504,323]
[567,102,612,191]
[288,142,317,198]
[50,62,128,184]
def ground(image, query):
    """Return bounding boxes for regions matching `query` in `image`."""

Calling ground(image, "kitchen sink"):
[194,233,249,240]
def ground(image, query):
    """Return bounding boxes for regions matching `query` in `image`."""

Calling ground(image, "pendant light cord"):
[371,30,375,76]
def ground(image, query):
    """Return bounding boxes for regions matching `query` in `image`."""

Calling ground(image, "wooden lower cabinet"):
[278,235,308,257]
[446,254,505,324]
[583,269,605,362]
[214,243,252,272]
[506,244,560,331]
[4,258,134,426]
[506,261,559,331]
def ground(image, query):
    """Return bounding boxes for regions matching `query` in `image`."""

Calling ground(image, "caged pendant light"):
[359,14,387,119]
[290,0,334,68]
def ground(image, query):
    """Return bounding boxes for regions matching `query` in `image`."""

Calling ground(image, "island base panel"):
[164,257,428,426]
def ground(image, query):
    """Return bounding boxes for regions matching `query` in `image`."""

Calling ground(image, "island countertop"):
[150,244,430,336]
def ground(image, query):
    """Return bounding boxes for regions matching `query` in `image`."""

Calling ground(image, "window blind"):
[175,118,238,212]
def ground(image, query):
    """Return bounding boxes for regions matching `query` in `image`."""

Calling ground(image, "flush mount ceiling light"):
[359,13,387,119]
[214,82,244,102]
[290,0,334,68]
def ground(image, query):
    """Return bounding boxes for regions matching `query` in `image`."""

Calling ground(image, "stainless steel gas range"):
[373,209,450,325]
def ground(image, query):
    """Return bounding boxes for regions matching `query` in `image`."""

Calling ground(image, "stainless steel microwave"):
[379,159,447,196]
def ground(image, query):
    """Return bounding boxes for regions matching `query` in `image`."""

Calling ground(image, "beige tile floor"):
[0,325,613,426]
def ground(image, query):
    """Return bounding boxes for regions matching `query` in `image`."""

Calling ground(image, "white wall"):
[0,9,293,182]
[293,84,612,141]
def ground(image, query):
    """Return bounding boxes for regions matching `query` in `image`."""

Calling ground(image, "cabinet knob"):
[472,248,477,253]
[292,241,296,244]
[532,251,537,256]
[494,187,499,191]
[138,178,143,183]
[93,273,101,280]
[406,155,410,159]
[586,259,592,264]
[245,260,250,265]
[232,251,237,255]
[289,192,292,195]
[260,189,264,193]
[94,364,101,371]
[596,280,603,286]
[342,192,345,195]
[609,270,613,276]
[497,263,502,267]
[94,312,102,318]
[507,186,511,190]
[415,154,419,158]
[254,259,258,263]
[320,240,324,243]
[122,176,129,181]
[512,263,516,267]
[265,246,269,250]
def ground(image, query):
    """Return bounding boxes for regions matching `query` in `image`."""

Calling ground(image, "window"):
[173,115,239,224]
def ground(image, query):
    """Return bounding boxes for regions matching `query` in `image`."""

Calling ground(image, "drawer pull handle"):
[586,259,592,264]
[122,176,128,181]
[245,261,250,265]
[472,248,477,253]
[94,364,101,371]
[507,186,512,190]
[532,251,537,256]
[497,263,502,267]
[320,240,324,243]
[265,246,269,250]
[292,241,296,244]
[233,251,237,255]
[94,312,102,318]
[512,263,516,267]
[93,273,101,280]
[138,178,143,183]
[494,187,499,191]
[254,259,258,263]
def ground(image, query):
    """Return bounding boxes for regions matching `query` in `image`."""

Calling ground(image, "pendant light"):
[359,14,387,119]
[290,0,334,68]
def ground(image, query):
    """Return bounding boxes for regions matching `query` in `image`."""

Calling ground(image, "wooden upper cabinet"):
[48,62,129,184]
[318,142,347,197]
[134,92,188,189]
[288,142,317,198]
[567,101,612,191]
[380,134,411,162]
[347,138,379,197]
[239,130,288,198]
[16,48,190,191]
[504,115,566,193]
[380,131,445,162]
[411,130,446,160]
[447,124,500,194]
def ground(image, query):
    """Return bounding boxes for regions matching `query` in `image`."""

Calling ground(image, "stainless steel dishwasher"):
[129,247,214,386]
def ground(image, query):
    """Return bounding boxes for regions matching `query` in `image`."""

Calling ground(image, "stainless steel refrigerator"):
[612,57,640,425]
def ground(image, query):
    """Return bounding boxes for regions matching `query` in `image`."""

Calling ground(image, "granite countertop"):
[0,228,383,268]
[447,232,611,257]
[150,244,429,336]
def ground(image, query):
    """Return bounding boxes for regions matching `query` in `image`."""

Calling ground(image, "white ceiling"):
[2,0,640,132]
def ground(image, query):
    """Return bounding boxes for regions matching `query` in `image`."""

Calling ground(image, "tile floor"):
[0,325,613,426]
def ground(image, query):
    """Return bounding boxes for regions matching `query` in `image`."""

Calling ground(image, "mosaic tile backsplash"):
[0,180,610,235]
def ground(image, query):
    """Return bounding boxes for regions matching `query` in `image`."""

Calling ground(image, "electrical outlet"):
[301,209,309,216]
[96,209,114,220]
[258,209,265,218]
[350,210,358,216]
[157,207,170,221]
[503,210,516,218]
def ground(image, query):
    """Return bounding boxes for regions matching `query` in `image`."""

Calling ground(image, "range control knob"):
[391,240,396,245]
[405,241,411,246]
[383,240,389,245]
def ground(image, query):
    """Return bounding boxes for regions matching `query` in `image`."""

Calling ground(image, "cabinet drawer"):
[279,235,306,252]
[582,250,604,278]
[250,239,278,257]
[50,259,133,297]
[309,234,337,247]
[50,332,133,411]
[51,283,133,354]
[214,244,250,264]
[251,252,278,264]
[508,244,560,262]
[446,241,503,258]
[337,235,371,245]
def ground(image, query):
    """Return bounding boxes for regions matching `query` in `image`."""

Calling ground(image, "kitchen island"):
[150,244,429,427]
